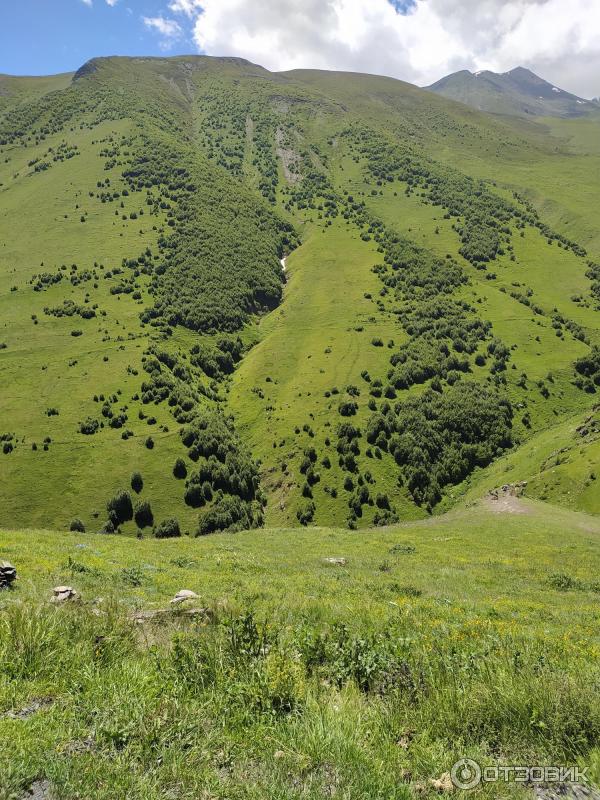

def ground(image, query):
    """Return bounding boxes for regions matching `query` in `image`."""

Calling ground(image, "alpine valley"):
[2,56,600,800]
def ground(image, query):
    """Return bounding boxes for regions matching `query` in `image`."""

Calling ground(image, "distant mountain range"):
[427,66,597,118]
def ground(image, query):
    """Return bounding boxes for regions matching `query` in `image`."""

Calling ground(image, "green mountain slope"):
[1,55,600,533]
[426,66,598,119]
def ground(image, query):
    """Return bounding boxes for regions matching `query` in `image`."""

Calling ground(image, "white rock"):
[51,585,77,602]
[171,589,199,605]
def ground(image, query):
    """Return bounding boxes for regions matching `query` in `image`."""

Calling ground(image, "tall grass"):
[1,601,598,798]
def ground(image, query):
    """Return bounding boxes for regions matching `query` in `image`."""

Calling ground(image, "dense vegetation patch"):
[122,139,297,333]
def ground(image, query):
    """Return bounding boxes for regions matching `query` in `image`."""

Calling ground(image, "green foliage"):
[173,458,187,479]
[79,417,99,435]
[367,382,513,506]
[574,346,600,392]
[134,500,153,529]
[130,471,143,494]
[124,141,297,333]
[296,501,316,526]
[107,490,133,525]
[198,494,263,535]
[154,517,181,539]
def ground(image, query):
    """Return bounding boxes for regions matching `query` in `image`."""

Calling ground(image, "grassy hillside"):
[1,55,600,533]
[1,499,600,798]
[448,404,600,515]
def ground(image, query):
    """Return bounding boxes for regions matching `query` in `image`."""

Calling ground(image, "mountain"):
[426,66,596,118]
[2,55,600,536]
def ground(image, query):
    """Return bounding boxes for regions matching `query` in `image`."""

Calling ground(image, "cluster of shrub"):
[195,83,280,203]
[574,347,600,393]
[88,475,180,538]
[354,128,588,266]
[134,339,264,534]
[586,261,600,307]
[366,383,512,508]
[119,138,297,334]
[180,413,264,534]
[44,299,97,320]
[0,433,15,455]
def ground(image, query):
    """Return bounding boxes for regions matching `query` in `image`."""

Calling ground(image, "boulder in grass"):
[171,589,199,605]
[51,585,78,603]
[0,561,16,589]
[23,779,53,800]
[429,773,454,793]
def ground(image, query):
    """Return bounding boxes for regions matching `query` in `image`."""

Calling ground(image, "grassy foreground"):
[1,500,600,798]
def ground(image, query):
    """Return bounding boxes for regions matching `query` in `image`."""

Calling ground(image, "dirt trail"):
[483,483,531,515]
[484,493,530,515]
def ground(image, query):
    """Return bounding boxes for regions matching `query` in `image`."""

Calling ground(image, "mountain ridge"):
[426,64,597,118]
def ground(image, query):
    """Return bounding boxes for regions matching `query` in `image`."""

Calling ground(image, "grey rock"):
[171,589,199,605]
[22,779,52,800]
[3,697,53,720]
[51,585,77,603]
[0,561,17,589]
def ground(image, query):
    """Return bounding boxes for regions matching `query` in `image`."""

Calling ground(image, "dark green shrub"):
[98,519,115,534]
[107,490,133,524]
[130,471,143,493]
[184,484,204,508]
[79,418,99,435]
[338,401,358,417]
[197,495,260,535]
[173,458,187,479]
[376,493,390,510]
[69,518,85,532]
[155,518,181,539]
[296,501,315,526]
[134,500,154,529]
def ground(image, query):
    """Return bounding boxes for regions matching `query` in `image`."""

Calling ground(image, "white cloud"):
[106,0,119,6]
[168,0,202,17]
[167,0,600,97]
[143,15,183,49]
[80,0,93,6]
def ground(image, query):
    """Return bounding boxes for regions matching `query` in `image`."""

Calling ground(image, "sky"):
[1,0,599,98]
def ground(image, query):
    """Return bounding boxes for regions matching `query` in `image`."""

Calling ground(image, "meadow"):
[1,498,600,798]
